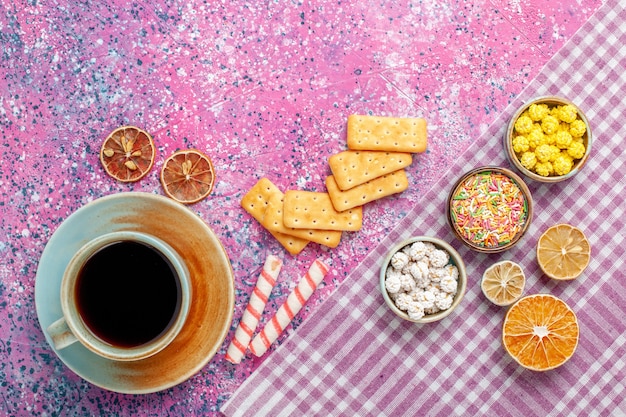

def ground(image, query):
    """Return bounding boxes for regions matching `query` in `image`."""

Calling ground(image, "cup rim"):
[379,236,467,324]
[60,230,191,361]
[504,95,592,183]
[446,166,533,253]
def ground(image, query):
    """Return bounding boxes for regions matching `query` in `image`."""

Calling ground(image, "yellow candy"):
[528,103,549,121]
[570,119,586,137]
[553,153,574,176]
[512,135,530,153]
[555,131,573,149]
[535,161,554,177]
[535,144,553,163]
[548,145,561,162]
[557,105,578,123]
[541,115,560,135]
[520,152,537,170]
[567,141,586,159]
[527,129,544,149]
[515,115,534,135]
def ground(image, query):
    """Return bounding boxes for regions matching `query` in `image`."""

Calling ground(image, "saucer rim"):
[34,192,235,394]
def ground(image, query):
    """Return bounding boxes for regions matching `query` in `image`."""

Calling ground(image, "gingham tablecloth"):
[221,1,626,415]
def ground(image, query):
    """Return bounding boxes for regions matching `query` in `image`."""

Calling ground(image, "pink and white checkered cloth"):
[222,1,626,415]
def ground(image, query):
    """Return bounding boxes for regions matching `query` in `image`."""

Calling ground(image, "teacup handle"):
[47,317,79,350]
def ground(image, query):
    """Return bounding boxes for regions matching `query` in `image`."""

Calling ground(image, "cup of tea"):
[46,231,191,362]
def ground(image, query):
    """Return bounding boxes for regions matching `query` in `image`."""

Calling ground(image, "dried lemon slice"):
[160,149,216,204]
[481,260,525,306]
[503,294,579,371]
[537,224,590,280]
[100,126,156,182]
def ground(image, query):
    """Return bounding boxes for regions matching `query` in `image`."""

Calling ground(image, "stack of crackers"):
[241,115,428,255]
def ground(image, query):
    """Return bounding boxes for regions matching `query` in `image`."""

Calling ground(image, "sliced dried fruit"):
[481,260,525,306]
[100,126,155,182]
[503,294,579,371]
[537,224,590,280]
[161,149,215,204]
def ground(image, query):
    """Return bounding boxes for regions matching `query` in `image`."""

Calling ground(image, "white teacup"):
[46,231,191,362]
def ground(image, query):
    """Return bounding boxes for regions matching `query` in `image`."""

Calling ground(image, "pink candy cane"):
[225,254,283,364]
[250,258,330,357]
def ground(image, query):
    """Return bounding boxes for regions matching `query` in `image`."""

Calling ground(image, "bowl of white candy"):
[379,236,467,323]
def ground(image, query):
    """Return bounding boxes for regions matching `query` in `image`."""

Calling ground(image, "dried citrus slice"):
[503,294,579,371]
[160,149,215,204]
[481,260,525,306]
[100,126,155,182]
[537,224,590,280]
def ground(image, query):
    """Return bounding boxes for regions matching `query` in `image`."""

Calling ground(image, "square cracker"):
[325,170,409,212]
[347,115,427,153]
[328,150,412,191]
[241,178,309,255]
[283,190,362,231]
[262,193,342,248]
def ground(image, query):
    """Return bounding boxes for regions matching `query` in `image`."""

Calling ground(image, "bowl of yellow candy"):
[504,96,592,183]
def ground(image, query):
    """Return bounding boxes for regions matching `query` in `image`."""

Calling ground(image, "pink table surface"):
[222,1,626,415]
[0,0,602,415]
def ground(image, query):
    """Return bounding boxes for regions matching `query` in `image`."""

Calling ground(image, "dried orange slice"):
[100,126,155,182]
[503,294,579,371]
[481,260,525,306]
[160,149,215,204]
[537,224,590,280]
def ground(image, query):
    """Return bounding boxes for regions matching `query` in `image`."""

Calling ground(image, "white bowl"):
[379,236,467,324]
[504,96,592,183]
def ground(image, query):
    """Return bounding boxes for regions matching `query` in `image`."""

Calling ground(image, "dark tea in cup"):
[75,240,181,348]
[47,231,191,361]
